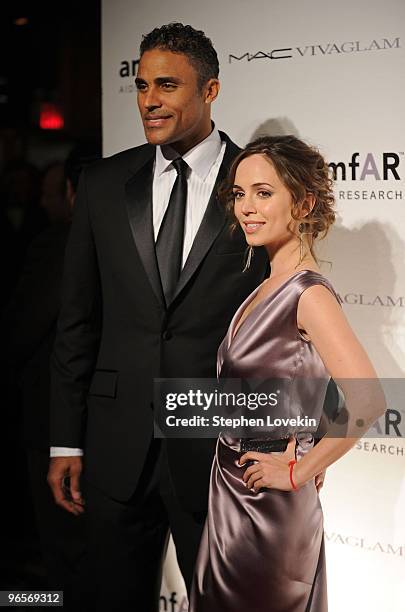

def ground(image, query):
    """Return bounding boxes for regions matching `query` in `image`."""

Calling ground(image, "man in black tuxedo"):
[47,23,268,611]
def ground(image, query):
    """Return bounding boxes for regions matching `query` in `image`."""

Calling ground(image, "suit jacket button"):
[162,330,172,341]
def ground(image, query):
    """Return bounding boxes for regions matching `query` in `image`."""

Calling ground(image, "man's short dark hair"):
[140,22,219,90]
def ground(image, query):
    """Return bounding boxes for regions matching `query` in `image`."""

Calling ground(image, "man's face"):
[136,49,217,154]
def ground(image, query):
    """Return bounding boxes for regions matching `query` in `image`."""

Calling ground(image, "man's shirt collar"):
[155,125,223,181]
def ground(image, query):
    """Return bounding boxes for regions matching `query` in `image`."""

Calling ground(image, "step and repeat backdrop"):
[102,0,405,610]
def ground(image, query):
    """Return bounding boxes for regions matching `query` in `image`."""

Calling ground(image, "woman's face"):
[233,154,296,249]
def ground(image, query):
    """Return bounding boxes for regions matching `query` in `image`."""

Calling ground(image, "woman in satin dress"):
[189,136,385,612]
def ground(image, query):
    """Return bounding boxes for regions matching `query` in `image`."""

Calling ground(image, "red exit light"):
[40,103,64,130]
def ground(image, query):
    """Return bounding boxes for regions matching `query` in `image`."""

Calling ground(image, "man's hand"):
[47,457,85,515]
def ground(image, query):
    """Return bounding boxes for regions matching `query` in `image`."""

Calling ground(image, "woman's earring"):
[298,222,313,264]
[242,246,254,272]
[298,223,305,264]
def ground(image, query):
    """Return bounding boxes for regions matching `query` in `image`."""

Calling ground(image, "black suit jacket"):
[50,132,269,509]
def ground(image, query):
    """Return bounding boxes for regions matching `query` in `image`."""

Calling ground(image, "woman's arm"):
[293,284,386,487]
[240,284,386,491]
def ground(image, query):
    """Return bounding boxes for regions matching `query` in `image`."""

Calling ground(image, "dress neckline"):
[230,269,320,343]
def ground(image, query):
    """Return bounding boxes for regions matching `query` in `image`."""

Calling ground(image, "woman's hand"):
[239,437,297,492]
[315,470,326,493]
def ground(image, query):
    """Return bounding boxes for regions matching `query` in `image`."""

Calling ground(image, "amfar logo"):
[331,152,404,201]
[118,59,140,93]
[371,408,403,437]
[325,532,404,557]
[229,37,400,62]
[356,440,404,456]
[328,153,401,181]
[159,592,188,612]
[119,59,140,77]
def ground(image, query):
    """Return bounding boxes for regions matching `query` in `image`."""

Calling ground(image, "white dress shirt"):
[153,125,225,266]
[51,126,226,457]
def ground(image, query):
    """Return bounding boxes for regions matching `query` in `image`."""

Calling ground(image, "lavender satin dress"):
[190,270,338,612]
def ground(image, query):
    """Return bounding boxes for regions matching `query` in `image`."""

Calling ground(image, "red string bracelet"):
[288,459,298,491]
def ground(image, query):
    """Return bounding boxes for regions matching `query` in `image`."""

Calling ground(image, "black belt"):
[240,438,289,453]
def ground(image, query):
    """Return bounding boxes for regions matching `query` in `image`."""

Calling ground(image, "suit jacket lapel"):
[172,135,240,303]
[125,155,165,308]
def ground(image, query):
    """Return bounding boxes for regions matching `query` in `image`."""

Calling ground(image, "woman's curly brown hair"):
[221,135,335,258]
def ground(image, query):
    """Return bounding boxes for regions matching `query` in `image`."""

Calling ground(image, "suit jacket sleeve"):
[50,168,102,447]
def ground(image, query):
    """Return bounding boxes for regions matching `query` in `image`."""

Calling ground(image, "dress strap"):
[294,270,340,305]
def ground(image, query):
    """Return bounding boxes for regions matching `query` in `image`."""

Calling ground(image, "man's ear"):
[204,79,220,104]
